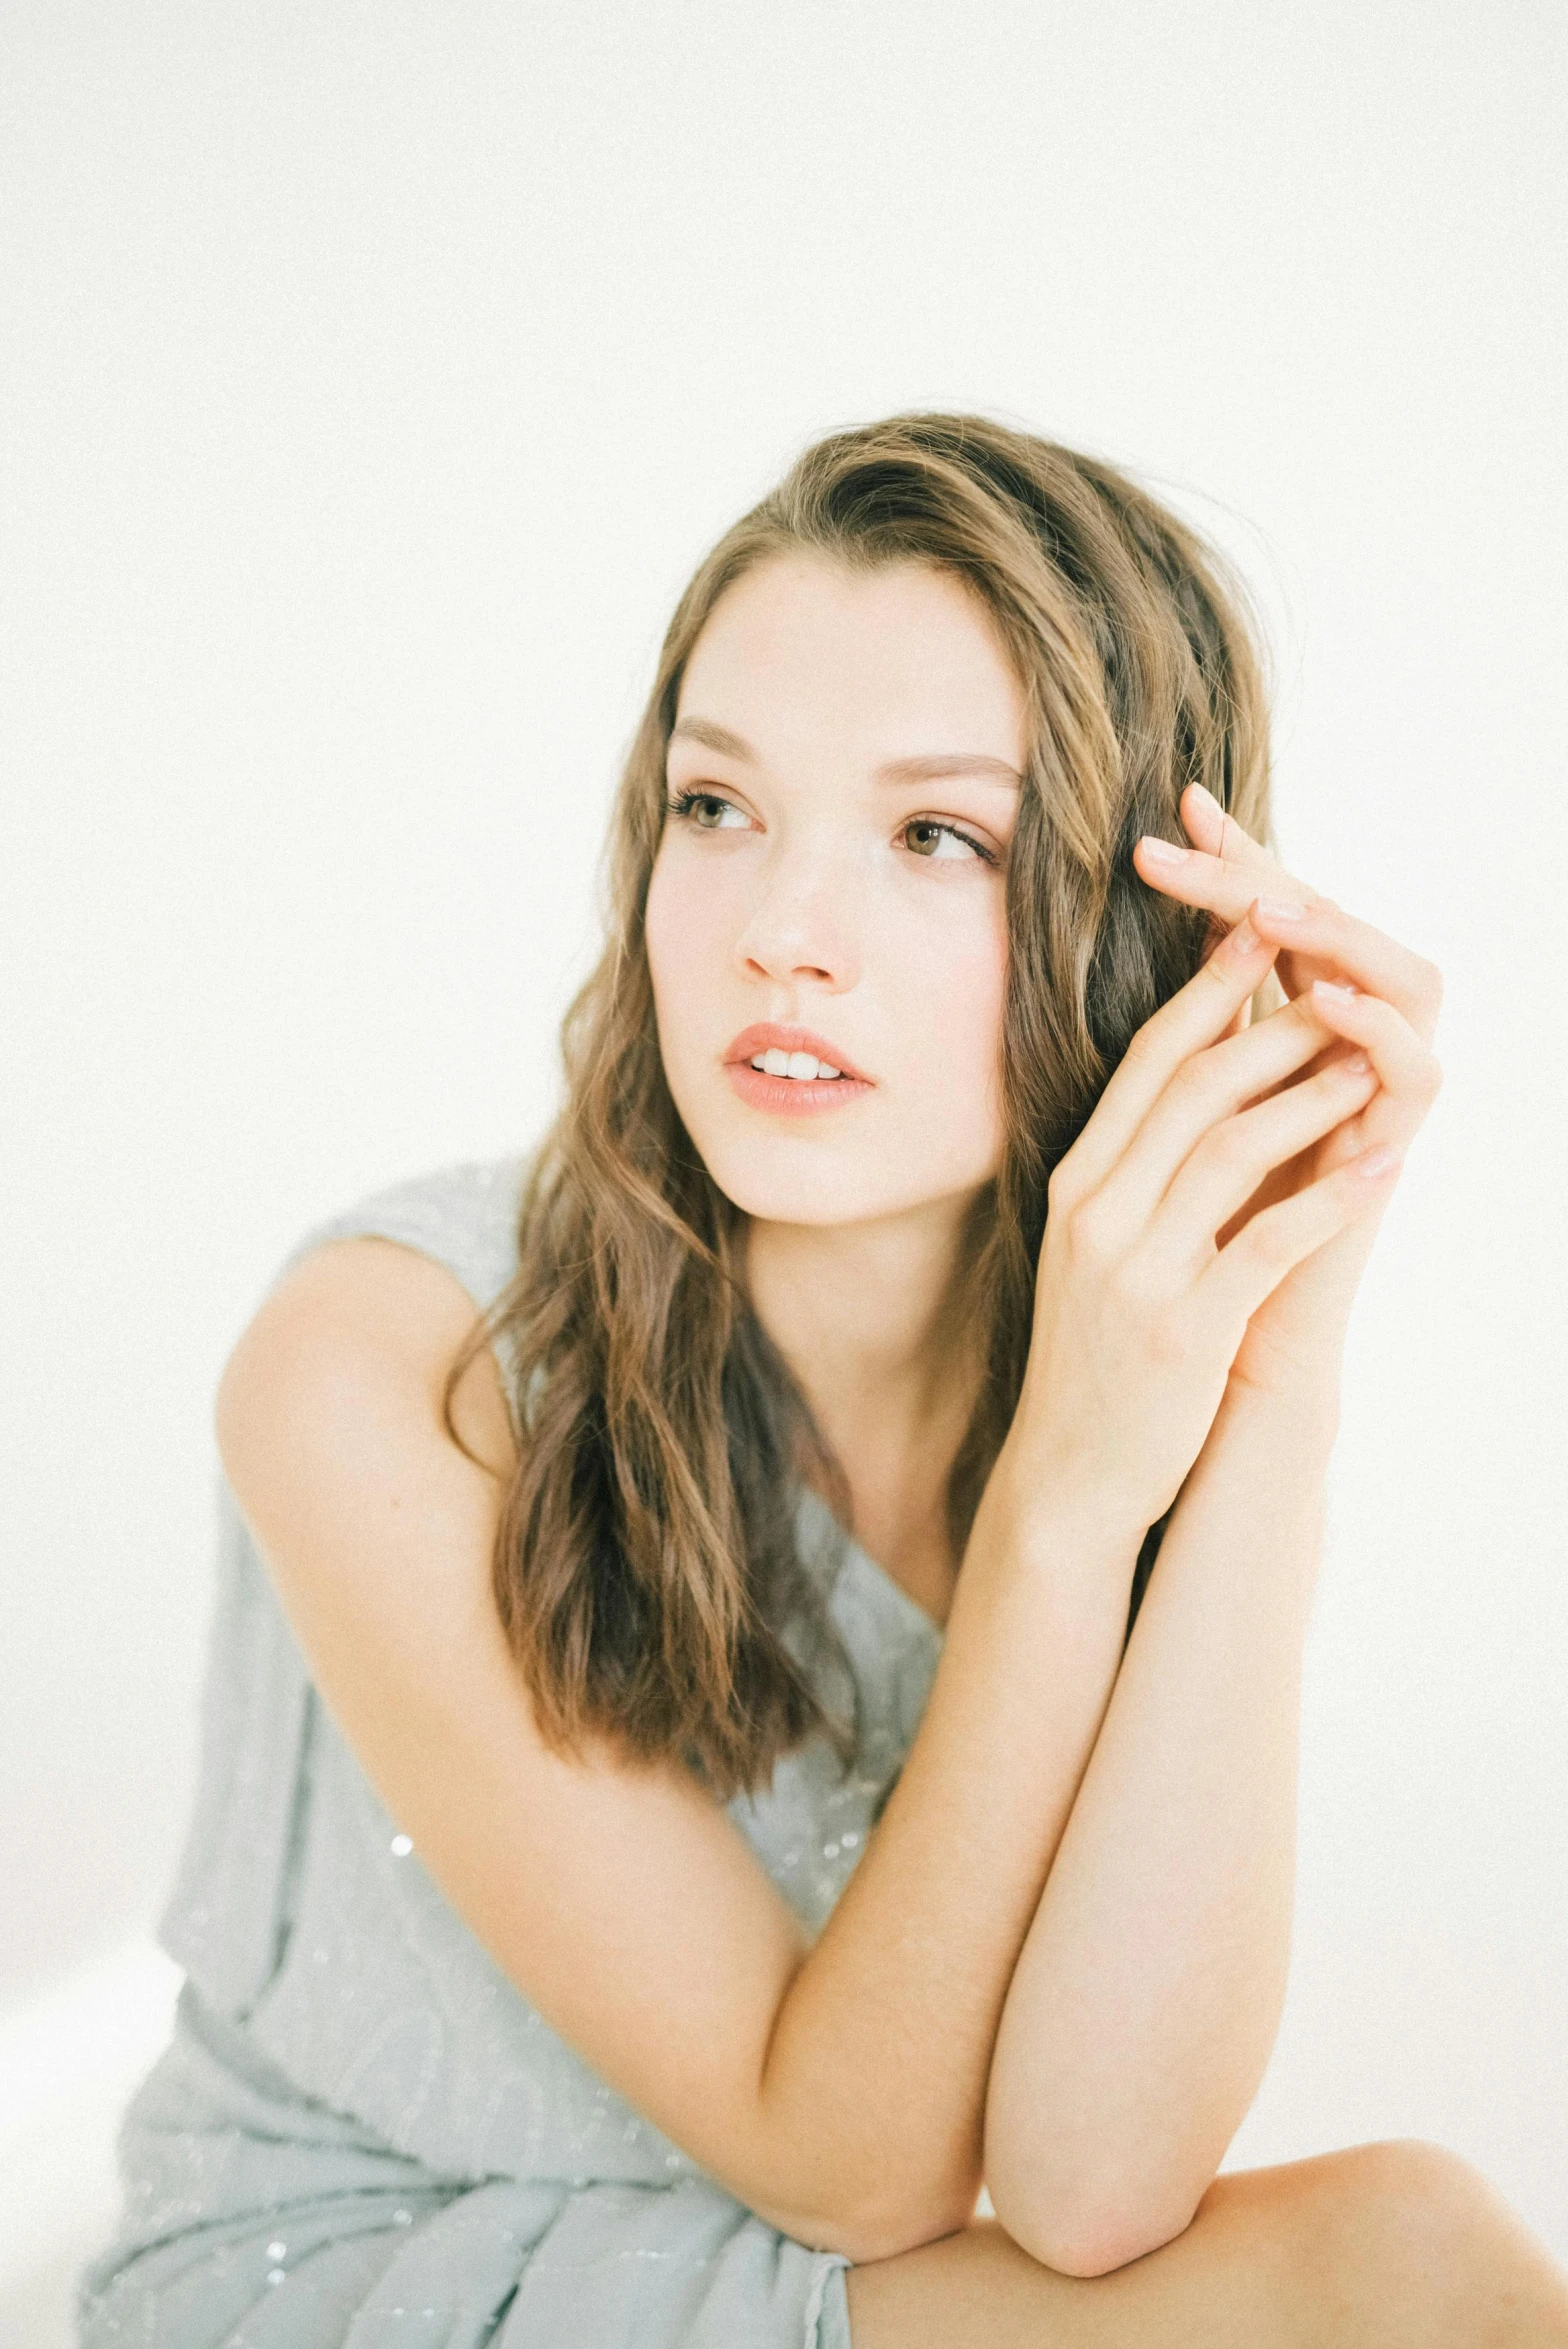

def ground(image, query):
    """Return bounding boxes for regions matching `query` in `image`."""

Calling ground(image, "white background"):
[3,0,1564,2321]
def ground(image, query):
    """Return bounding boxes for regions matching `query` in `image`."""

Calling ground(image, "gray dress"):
[78,1153,947,2349]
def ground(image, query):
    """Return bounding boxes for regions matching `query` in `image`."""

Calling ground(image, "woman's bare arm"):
[983,791,1446,2276]
[982,1384,1333,2277]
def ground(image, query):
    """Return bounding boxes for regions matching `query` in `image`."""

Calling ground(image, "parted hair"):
[443,411,1275,1800]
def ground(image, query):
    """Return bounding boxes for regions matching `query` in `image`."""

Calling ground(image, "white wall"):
[4,0,1564,2299]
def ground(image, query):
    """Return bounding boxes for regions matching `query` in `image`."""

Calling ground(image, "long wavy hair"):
[443,410,1275,1801]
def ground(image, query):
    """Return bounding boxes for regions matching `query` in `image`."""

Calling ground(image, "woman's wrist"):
[1215,1364,1343,1459]
[983,1355,1343,1585]
[978,1426,1154,1581]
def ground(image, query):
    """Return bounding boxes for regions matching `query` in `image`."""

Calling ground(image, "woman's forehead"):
[673,556,1028,769]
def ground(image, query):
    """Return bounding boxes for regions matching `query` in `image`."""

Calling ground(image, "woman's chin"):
[709,1168,889,1227]
[697,1148,967,1233]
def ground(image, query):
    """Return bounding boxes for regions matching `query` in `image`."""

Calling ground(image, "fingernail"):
[1140,835,1186,866]
[1343,1051,1372,1075]
[1256,895,1306,922]
[1223,917,1266,959]
[1312,978,1359,1003]
[1355,1145,1403,1180]
[1191,783,1222,810]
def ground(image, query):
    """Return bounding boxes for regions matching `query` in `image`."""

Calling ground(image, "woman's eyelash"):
[663,789,736,823]
[662,790,998,866]
[902,818,999,868]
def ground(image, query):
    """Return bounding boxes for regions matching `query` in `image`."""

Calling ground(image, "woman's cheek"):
[645,848,740,1128]
[645,850,710,1018]
[891,893,1008,1154]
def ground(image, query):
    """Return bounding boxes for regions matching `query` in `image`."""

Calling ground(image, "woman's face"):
[645,552,1027,1230]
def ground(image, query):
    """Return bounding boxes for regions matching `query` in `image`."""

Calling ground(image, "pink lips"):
[722,1023,871,1082]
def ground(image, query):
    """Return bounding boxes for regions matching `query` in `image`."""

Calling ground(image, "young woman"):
[80,413,1568,2348]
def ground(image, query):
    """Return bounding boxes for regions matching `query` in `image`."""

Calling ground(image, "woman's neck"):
[741,1196,983,1618]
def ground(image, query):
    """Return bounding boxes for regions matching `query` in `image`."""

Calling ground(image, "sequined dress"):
[78,1154,947,2349]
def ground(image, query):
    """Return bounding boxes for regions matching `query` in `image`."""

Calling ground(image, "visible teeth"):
[748,1048,843,1081]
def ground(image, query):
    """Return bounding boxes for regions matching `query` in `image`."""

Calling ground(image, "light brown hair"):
[445,411,1275,1799]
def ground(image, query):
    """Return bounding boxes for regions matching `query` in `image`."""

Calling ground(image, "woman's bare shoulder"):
[217,1228,517,1502]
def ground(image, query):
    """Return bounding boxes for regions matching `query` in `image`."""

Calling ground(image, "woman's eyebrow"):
[668,716,1022,787]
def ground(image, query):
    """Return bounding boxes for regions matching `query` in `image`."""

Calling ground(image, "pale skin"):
[215,554,1568,2342]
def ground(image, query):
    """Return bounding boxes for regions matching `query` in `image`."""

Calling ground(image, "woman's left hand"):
[1131,782,1444,1411]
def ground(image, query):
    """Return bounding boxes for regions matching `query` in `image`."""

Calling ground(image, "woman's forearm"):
[983,1379,1339,2275]
[759,1452,1145,2259]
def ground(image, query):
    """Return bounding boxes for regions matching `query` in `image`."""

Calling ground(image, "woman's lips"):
[724,1062,874,1115]
[721,1023,875,1117]
[722,1022,871,1082]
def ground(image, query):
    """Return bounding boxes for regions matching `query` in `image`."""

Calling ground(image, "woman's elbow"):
[986,2166,1204,2279]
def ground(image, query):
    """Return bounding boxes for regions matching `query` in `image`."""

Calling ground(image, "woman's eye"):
[665,792,996,864]
[902,818,995,865]
[665,789,749,830]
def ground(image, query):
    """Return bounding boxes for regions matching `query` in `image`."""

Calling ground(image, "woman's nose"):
[731,846,860,992]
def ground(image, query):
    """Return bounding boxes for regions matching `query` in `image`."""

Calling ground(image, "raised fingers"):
[1298,978,1443,1159]
[1093,994,1351,1236]
[1178,780,1277,883]
[1152,1051,1380,1277]
[1135,787,1444,1047]
[1054,918,1279,1201]
[1249,902,1444,1044]
[1199,1140,1404,1331]
[1132,786,1289,940]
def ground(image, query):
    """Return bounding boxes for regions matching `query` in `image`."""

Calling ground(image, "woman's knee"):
[1321,2138,1509,2244]
[1297,2138,1552,2328]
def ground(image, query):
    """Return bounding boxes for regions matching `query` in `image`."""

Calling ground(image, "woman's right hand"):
[1006,914,1397,1534]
